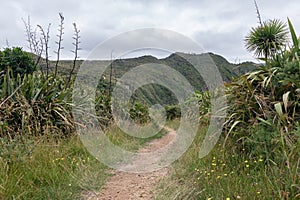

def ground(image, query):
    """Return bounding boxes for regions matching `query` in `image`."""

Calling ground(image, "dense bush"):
[165,105,181,120]
[0,69,74,138]
[129,102,150,124]
[223,19,300,198]
[0,47,36,78]
[225,19,300,139]
[95,92,112,126]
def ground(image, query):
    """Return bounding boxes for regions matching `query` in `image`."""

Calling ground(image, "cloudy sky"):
[1,0,300,63]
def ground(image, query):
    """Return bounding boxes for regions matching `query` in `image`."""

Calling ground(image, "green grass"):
[0,135,109,199]
[164,118,180,130]
[155,120,300,199]
[0,122,171,200]
[105,122,169,151]
[0,120,298,199]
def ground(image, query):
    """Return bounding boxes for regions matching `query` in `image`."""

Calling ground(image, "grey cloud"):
[195,29,253,62]
[1,0,299,62]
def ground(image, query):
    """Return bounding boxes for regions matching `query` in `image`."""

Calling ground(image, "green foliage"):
[0,70,74,138]
[194,91,211,116]
[129,102,150,124]
[95,92,112,127]
[0,67,118,138]
[223,19,300,198]
[226,19,300,138]
[0,47,36,78]
[245,19,288,61]
[165,105,181,120]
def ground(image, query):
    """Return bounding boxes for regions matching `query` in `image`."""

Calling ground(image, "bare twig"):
[109,50,114,96]
[22,16,44,70]
[38,23,51,79]
[22,16,33,53]
[254,0,263,27]
[35,37,44,72]
[0,83,23,108]
[68,23,81,84]
[54,13,65,78]
[5,39,10,48]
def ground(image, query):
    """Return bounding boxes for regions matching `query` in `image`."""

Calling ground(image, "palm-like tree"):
[245,19,288,61]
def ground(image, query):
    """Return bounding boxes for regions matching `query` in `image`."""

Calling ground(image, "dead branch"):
[254,0,263,27]
[68,23,81,84]
[38,23,51,79]
[54,13,65,78]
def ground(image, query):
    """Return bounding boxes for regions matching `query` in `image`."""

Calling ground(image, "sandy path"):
[83,128,176,200]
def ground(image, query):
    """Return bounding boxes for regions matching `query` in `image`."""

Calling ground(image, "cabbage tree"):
[245,19,288,61]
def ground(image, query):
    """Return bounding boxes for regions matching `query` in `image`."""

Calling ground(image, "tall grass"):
[155,121,300,199]
[0,135,109,199]
[105,122,169,152]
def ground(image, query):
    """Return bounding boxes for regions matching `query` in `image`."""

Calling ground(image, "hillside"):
[44,52,257,105]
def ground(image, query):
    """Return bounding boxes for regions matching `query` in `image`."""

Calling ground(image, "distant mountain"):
[45,52,258,105]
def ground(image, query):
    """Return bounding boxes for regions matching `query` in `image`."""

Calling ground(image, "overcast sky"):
[1,0,300,63]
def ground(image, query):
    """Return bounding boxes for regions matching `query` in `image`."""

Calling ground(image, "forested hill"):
[101,52,257,85]
[53,52,258,105]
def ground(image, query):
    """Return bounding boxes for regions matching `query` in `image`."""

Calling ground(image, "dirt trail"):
[83,128,176,200]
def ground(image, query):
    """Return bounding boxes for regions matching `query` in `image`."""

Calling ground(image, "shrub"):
[165,105,181,120]
[0,47,36,78]
[224,19,300,141]
[129,102,150,124]
[0,69,74,138]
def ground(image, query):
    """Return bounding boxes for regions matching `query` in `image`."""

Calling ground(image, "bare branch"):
[22,16,33,53]
[54,12,65,78]
[38,23,51,79]
[68,23,80,84]
[109,50,114,96]
[22,16,44,71]
[5,39,10,48]
[254,0,263,27]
